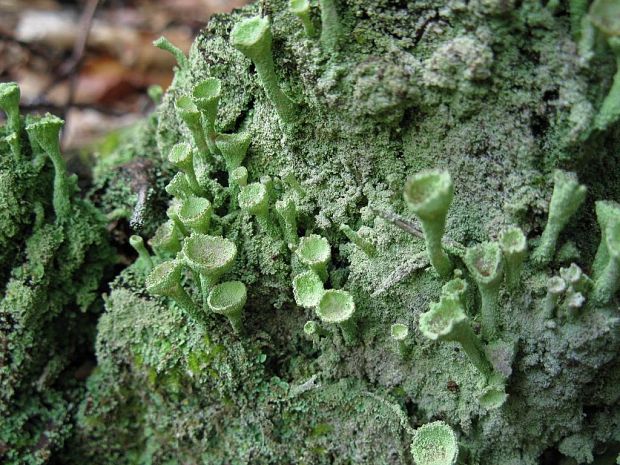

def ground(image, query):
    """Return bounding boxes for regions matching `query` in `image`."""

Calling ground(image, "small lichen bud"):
[289,0,316,37]
[316,289,357,345]
[559,263,591,294]
[499,226,527,291]
[207,280,247,333]
[339,224,376,256]
[296,234,331,282]
[532,170,587,266]
[441,277,468,305]
[463,242,504,341]
[292,270,324,308]
[479,373,508,410]
[178,196,213,234]
[303,320,324,339]
[390,323,410,358]
[231,166,248,188]
[215,132,252,173]
[153,36,188,69]
[146,260,201,322]
[230,16,298,124]
[304,320,317,335]
[281,170,306,198]
[562,288,586,318]
[403,169,454,279]
[410,421,459,465]
[129,235,153,272]
[544,276,567,319]
[420,296,493,378]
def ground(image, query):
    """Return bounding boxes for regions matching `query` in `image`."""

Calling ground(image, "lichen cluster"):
[2,0,620,464]
[0,85,112,463]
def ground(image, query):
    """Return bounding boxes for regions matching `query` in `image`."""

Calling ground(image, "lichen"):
[3,0,620,464]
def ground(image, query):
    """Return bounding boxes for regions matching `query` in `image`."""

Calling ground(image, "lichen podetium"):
[3,0,620,464]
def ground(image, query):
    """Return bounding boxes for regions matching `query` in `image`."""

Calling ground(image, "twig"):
[33,0,100,109]
[372,252,429,297]
[371,206,465,253]
[19,102,127,117]
[371,207,424,239]
[0,31,55,60]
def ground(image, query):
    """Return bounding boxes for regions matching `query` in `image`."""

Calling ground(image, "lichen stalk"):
[230,16,298,124]
[25,115,72,219]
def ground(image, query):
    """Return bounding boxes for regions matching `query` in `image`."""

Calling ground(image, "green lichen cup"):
[420,296,492,378]
[239,182,269,216]
[238,182,278,236]
[230,16,297,123]
[411,421,459,465]
[215,132,252,172]
[182,233,237,292]
[464,241,504,341]
[145,260,201,322]
[292,270,325,308]
[316,289,356,344]
[403,169,454,279]
[178,196,213,234]
[193,78,221,117]
[296,234,331,282]
[390,323,410,357]
[168,142,202,195]
[207,280,247,333]
[499,226,527,291]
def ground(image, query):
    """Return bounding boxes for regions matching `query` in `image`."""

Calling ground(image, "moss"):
[0,108,113,464]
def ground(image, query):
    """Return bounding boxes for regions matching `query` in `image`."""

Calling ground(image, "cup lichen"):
[410,421,459,465]
[499,226,527,291]
[403,170,454,279]
[292,269,325,308]
[25,114,72,219]
[146,260,202,322]
[592,219,620,305]
[182,233,237,293]
[230,16,298,123]
[463,242,504,341]
[296,234,331,282]
[316,289,356,344]
[420,296,493,379]
[207,280,247,333]
[532,170,587,266]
